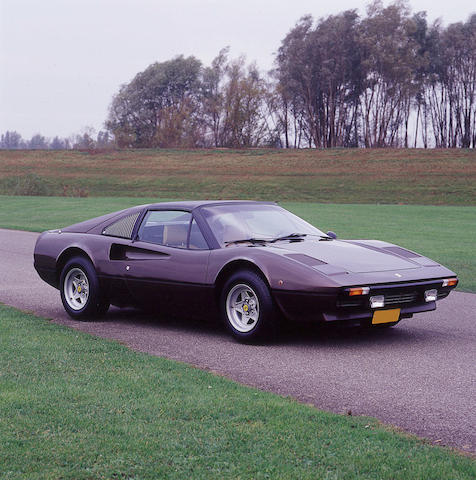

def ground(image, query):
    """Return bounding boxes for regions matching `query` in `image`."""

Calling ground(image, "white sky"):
[1,0,475,139]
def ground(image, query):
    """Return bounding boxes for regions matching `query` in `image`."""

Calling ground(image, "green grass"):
[1,148,475,204]
[0,304,474,479]
[1,195,474,292]
[0,195,160,232]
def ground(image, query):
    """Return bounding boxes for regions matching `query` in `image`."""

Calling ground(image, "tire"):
[220,270,277,342]
[60,256,106,320]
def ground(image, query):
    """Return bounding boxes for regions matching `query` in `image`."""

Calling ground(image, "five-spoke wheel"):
[221,270,277,342]
[60,256,109,320]
[63,267,90,311]
[226,283,260,333]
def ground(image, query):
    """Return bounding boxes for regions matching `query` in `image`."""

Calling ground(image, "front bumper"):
[272,278,456,325]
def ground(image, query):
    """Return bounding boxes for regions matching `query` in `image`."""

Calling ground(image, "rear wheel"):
[221,270,277,342]
[60,256,107,320]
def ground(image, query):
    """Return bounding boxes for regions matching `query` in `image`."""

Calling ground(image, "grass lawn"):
[0,304,474,479]
[0,148,475,204]
[0,195,474,292]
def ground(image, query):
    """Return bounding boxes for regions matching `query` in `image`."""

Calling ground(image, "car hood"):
[272,239,432,274]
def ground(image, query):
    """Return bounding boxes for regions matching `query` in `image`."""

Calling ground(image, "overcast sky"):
[1,0,474,139]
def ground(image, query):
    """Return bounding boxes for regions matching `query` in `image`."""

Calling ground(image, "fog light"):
[425,289,437,302]
[370,295,385,308]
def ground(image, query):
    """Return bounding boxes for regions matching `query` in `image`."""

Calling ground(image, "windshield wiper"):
[270,233,334,243]
[225,232,333,246]
[269,233,308,243]
[224,238,269,246]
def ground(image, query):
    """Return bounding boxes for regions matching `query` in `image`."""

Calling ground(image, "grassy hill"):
[1,148,475,204]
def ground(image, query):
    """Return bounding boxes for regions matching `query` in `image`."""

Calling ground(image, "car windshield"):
[201,204,326,247]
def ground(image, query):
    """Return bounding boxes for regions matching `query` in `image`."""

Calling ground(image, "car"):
[34,200,458,341]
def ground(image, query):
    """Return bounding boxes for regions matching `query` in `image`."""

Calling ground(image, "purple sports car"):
[34,201,458,341]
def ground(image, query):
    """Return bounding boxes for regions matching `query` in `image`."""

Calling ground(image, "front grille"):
[338,280,446,310]
[383,292,419,305]
[337,291,420,308]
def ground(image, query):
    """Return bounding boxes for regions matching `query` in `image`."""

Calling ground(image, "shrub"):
[0,174,50,196]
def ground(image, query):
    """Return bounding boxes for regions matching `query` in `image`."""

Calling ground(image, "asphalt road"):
[1,228,475,453]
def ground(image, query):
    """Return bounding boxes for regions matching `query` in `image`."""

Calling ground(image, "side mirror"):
[326,231,337,239]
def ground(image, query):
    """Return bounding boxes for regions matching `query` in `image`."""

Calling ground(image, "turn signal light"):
[442,278,458,287]
[349,287,370,296]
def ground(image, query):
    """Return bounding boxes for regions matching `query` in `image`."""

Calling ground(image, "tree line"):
[2,2,475,149]
[107,2,476,149]
[0,129,113,150]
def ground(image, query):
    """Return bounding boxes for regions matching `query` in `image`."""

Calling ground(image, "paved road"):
[1,228,475,453]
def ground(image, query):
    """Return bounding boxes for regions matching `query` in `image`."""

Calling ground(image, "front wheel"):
[60,256,107,320]
[220,270,277,342]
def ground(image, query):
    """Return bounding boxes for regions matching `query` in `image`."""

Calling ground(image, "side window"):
[189,219,208,250]
[102,212,140,239]
[137,210,191,248]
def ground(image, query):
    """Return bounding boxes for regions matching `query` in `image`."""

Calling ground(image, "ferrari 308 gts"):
[34,201,458,341]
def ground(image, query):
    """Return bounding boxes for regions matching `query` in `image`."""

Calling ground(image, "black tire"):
[60,256,106,320]
[220,270,277,342]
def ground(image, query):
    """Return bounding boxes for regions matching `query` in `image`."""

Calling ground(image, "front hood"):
[273,239,425,274]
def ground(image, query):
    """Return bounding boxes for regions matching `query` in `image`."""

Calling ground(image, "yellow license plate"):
[372,308,400,325]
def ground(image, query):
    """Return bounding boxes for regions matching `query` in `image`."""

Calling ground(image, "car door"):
[96,210,143,307]
[123,210,212,316]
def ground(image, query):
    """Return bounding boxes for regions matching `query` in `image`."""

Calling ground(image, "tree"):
[420,14,476,148]
[28,134,48,149]
[96,130,113,148]
[72,126,96,149]
[359,1,422,147]
[50,136,66,149]
[275,11,365,148]
[0,131,24,149]
[201,47,229,146]
[106,56,203,148]
[219,59,268,147]
[441,15,476,147]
